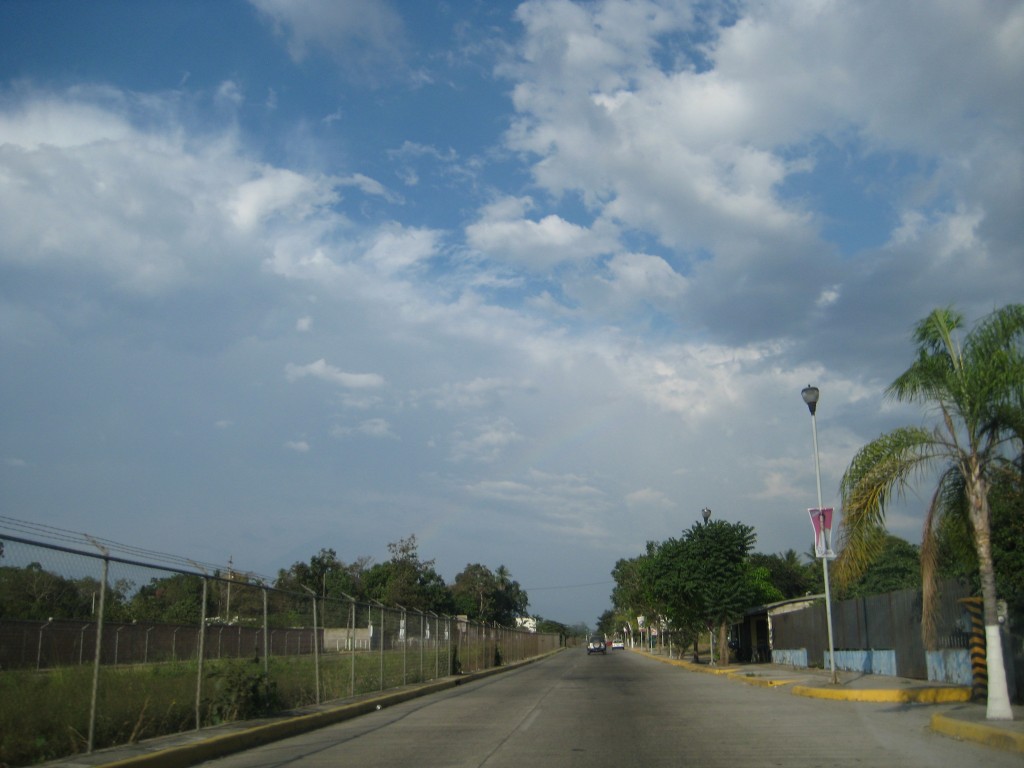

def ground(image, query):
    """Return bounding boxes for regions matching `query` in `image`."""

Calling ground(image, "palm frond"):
[921,468,966,648]
[887,308,962,407]
[836,426,939,584]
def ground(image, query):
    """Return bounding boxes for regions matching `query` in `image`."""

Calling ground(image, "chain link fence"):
[0,528,561,766]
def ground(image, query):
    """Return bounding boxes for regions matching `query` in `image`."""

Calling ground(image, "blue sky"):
[1,0,1022,627]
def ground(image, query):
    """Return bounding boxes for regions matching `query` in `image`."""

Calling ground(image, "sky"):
[1,0,1022,628]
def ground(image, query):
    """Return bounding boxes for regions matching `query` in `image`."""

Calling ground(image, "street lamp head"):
[701,507,712,524]
[801,385,819,416]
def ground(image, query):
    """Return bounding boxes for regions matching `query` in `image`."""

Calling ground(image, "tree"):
[595,609,619,638]
[749,550,816,599]
[0,563,122,621]
[131,572,208,624]
[938,464,1024,619]
[835,535,921,599]
[451,563,528,625]
[651,520,758,663]
[611,544,661,640]
[363,535,454,613]
[836,304,1024,720]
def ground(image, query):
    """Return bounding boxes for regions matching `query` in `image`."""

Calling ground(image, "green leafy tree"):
[275,548,373,605]
[595,609,618,638]
[746,565,784,606]
[0,563,116,621]
[611,544,661,638]
[836,535,921,599]
[837,304,1024,720]
[363,535,454,613]
[493,565,529,625]
[130,572,208,624]
[651,520,758,663]
[452,563,528,625]
[938,465,1024,618]
[535,616,570,638]
[452,563,493,618]
[749,550,816,599]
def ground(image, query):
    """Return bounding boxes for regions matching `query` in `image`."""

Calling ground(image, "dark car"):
[587,635,606,654]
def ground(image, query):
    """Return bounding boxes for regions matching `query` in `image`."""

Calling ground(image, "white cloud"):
[285,359,385,388]
[332,418,397,440]
[466,196,614,270]
[625,488,673,511]
[0,90,342,297]
[228,168,338,232]
[249,0,409,83]
[284,440,310,452]
[464,469,612,539]
[449,417,523,464]
[416,377,529,411]
[215,80,244,108]
[361,223,440,274]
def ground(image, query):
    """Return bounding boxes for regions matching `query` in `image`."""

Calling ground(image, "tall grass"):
[0,647,458,767]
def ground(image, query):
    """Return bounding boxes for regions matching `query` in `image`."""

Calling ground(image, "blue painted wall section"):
[926,649,972,685]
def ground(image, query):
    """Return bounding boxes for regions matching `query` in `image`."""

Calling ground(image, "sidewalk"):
[640,651,1024,754]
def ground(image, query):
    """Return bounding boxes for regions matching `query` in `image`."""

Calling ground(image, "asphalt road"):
[195,649,1021,768]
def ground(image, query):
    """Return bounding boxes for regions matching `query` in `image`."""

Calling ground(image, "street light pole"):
[802,385,838,684]
[699,507,714,663]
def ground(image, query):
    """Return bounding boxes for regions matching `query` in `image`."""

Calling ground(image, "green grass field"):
[0,647,458,767]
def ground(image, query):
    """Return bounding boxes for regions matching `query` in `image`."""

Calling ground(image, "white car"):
[611,638,625,650]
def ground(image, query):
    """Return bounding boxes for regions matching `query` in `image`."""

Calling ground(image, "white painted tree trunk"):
[984,625,1014,720]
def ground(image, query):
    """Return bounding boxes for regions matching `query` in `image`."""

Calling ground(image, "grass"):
[1,646,462,767]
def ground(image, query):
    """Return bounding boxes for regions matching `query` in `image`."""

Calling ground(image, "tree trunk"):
[968,473,1014,720]
[718,622,729,665]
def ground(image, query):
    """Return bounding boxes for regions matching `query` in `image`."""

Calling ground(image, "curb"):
[98,680,459,768]
[790,684,971,704]
[74,649,564,768]
[730,673,796,688]
[930,712,1024,754]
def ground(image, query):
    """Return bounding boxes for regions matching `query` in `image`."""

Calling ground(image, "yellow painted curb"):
[930,712,1024,754]
[791,684,971,704]
[729,673,795,688]
[638,651,735,675]
[92,650,566,768]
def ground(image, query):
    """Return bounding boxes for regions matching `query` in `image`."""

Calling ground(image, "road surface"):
[197,649,1020,767]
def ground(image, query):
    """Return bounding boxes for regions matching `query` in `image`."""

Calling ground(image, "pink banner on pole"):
[808,508,836,559]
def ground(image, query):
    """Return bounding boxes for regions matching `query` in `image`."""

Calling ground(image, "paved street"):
[184,649,1020,768]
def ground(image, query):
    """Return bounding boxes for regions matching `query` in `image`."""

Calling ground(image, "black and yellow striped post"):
[960,597,987,701]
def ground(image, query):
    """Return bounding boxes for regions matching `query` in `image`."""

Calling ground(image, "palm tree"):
[836,304,1024,721]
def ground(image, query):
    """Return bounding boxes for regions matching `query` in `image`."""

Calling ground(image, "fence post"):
[36,617,52,670]
[302,586,321,705]
[379,602,385,690]
[87,554,109,754]
[79,622,89,665]
[195,576,208,730]
[429,612,438,680]
[262,585,269,676]
[348,598,356,700]
[399,605,407,686]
